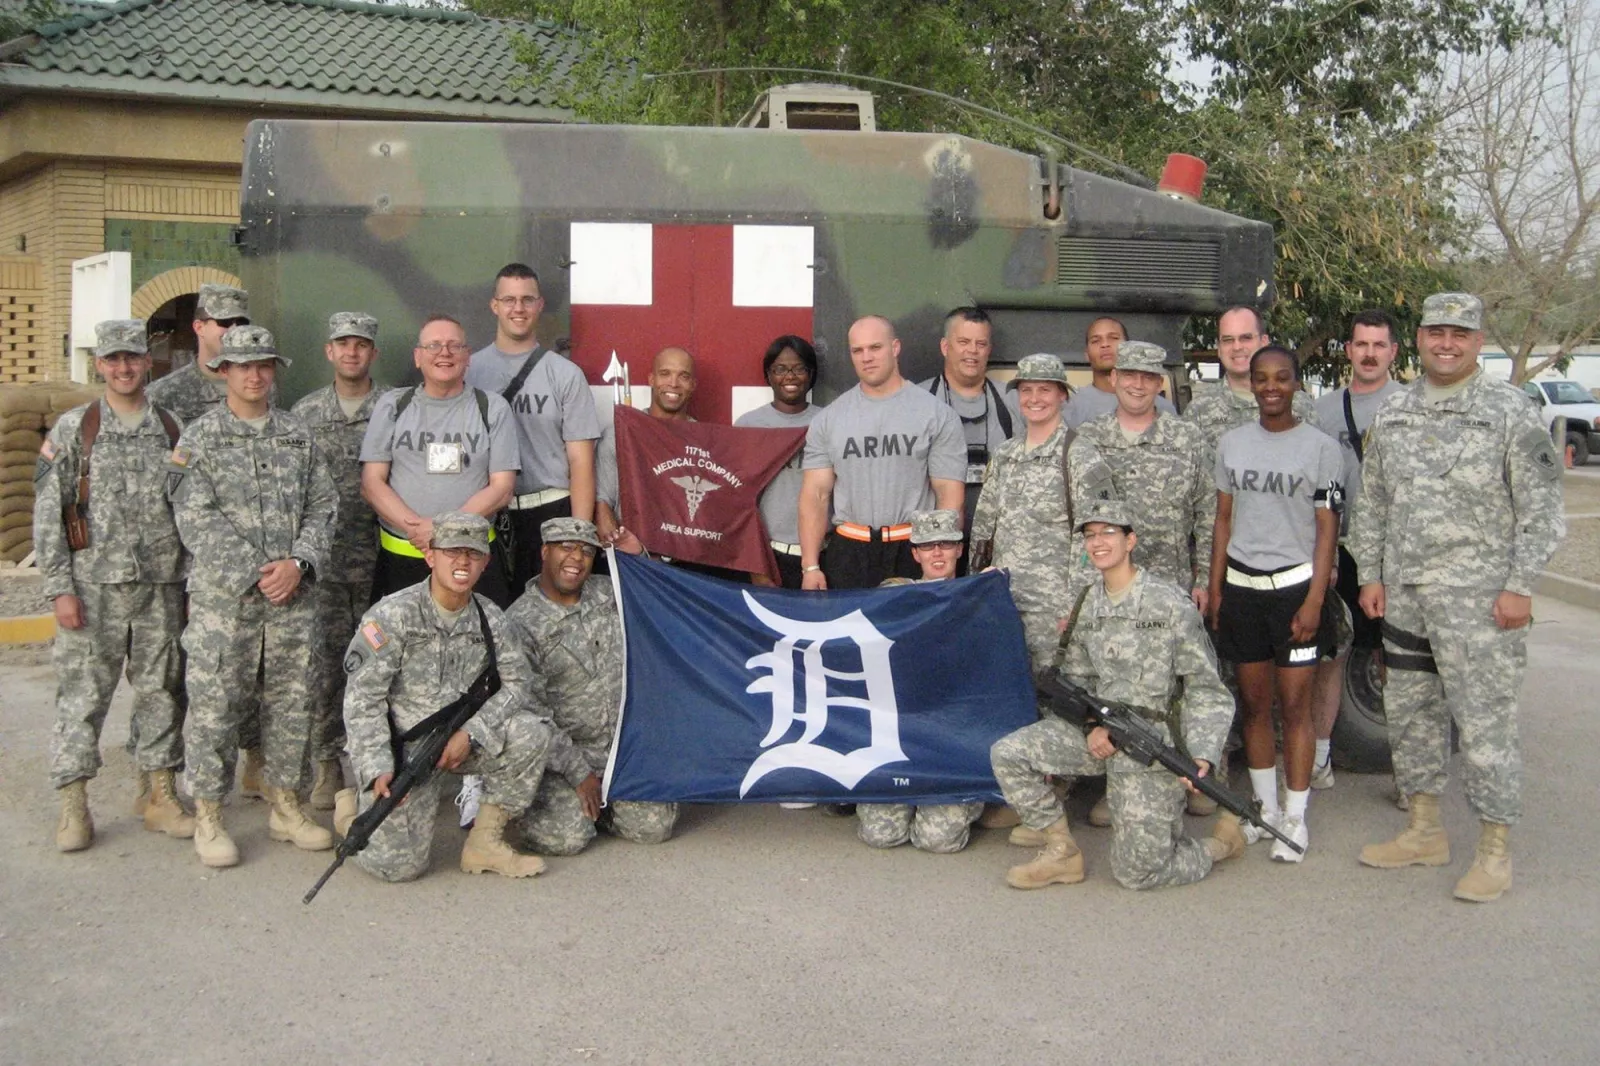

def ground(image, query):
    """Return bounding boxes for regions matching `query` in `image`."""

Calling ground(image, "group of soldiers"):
[35,271,1564,903]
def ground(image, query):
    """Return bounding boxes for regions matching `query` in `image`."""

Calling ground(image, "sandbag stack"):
[0,383,102,563]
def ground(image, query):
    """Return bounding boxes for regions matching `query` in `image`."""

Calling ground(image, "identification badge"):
[426,441,464,474]
[965,462,987,484]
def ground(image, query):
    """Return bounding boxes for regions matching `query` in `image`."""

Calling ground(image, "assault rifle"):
[303,600,501,904]
[1037,671,1304,855]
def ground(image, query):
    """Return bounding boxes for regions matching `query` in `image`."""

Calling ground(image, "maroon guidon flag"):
[613,406,807,582]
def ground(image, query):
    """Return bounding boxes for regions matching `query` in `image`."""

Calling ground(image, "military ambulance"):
[236,84,1272,426]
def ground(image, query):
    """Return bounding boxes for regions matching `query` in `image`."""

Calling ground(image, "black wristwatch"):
[292,557,314,580]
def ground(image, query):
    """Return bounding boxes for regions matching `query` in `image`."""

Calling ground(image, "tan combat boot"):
[1205,811,1247,862]
[266,786,334,851]
[1088,796,1113,828]
[460,803,546,878]
[1359,793,1450,868]
[193,798,239,867]
[332,788,359,839]
[1186,791,1218,816]
[977,804,1021,830]
[142,769,195,838]
[133,770,150,816]
[1453,822,1512,903]
[56,779,93,852]
[239,748,266,800]
[1005,816,1084,889]
[1009,824,1047,847]
[309,758,345,811]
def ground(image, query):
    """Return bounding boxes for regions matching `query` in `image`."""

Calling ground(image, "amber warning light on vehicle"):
[1157,153,1207,202]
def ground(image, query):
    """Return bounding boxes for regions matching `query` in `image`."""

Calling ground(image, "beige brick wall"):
[0,255,45,383]
[105,162,239,222]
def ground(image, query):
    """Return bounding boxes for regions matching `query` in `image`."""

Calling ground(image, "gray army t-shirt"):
[466,345,600,494]
[1214,421,1344,572]
[360,385,520,532]
[1062,383,1176,430]
[1313,379,1402,535]
[735,403,822,545]
[803,382,966,528]
[916,375,1020,480]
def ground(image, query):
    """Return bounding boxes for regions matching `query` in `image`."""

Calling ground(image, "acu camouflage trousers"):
[521,778,678,856]
[305,578,369,764]
[49,581,185,790]
[182,586,314,800]
[1382,583,1525,824]
[857,802,983,853]
[991,718,1214,890]
[354,712,551,882]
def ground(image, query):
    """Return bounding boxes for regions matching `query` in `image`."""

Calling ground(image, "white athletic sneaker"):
[1240,810,1282,845]
[1271,815,1309,863]
[455,774,484,828]
[779,802,817,810]
[1310,759,1335,790]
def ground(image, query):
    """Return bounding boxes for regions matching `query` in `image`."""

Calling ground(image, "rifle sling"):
[75,399,181,507]
[392,600,501,756]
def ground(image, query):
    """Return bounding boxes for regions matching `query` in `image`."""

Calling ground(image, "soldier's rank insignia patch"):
[361,620,389,651]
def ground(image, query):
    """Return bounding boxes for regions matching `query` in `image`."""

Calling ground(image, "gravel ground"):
[0,570,46,618]
[1548,517,1600,584]
[1562,474,1600,514]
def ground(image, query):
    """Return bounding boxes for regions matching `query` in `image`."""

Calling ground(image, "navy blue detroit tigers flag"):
[604,551,1038,805]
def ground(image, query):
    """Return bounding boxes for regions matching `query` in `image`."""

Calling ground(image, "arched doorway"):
[131,266,243,380]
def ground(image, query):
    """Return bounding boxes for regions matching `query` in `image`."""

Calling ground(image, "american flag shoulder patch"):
[361,620,389,652]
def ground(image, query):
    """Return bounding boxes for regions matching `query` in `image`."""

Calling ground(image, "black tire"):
[1330,646,1391,773]
[1567,431,1590,467]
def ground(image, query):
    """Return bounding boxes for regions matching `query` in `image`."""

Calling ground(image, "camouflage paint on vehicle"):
[238,119,1274,417]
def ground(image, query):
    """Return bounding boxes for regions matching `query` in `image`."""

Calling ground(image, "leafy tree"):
[0,0,62,42]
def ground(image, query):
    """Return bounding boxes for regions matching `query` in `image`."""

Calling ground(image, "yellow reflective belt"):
[379,524,495,559]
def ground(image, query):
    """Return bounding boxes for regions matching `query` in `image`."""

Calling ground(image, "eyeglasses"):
[768,364,811,379]
[1081,527,1128,541]
[494,296,543,308]
[209,318,248,329]
[416,341,471,356]
[551,541,599,558]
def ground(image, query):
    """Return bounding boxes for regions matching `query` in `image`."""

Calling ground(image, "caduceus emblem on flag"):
[670,475,721,521]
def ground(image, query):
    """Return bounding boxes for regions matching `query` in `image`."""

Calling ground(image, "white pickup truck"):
[1520,379,1600,466]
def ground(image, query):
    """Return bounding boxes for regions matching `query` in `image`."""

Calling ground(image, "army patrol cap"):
[541,516,602,549]
[1076,499,1135,533]
[432,511,491,554]
[327,311,378,343]
[1419,292,1484,331]
[909,509,963,545]
[1006,353,1069,390]
[93,319,148,359]
[1114,340,1166,375]
[196,283,249,323]
[208,325,290,369]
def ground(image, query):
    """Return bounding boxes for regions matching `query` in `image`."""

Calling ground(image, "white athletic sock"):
[1315,739,1331,767]
[1285,788,1310,820]
[1249,768,1280,814]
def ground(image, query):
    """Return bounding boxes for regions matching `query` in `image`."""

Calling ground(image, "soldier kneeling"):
[335,513,568,882]
[990,501,1244,890]
[856,509,983,853]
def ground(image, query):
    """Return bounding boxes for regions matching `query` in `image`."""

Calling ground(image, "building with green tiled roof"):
[0,0,583,381]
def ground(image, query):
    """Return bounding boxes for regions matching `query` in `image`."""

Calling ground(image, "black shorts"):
[772,548,805,590]
[1215,558,1338,668]
[1334,544,1381,650]
[821,534,917,589]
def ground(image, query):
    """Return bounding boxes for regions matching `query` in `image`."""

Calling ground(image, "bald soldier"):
[1351,292,1565,903]
[595,345,695,539]
[799,316,966,589]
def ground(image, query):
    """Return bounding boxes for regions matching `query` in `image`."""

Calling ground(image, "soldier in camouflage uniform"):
[856,509,984,852]
[1067,341,1214,603]
[1351,293,1565,903]
[291,312,384,809]
[334,512,579,881]
[506,517,678,854]
[167,325,338,868]
[36,320,192,851]
[990,501,1242,891]
[148,283,272,795]
[1183,306,1319,454]
[969,354,1075,676]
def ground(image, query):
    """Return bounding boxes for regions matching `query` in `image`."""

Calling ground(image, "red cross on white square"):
[566,222,816,425]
